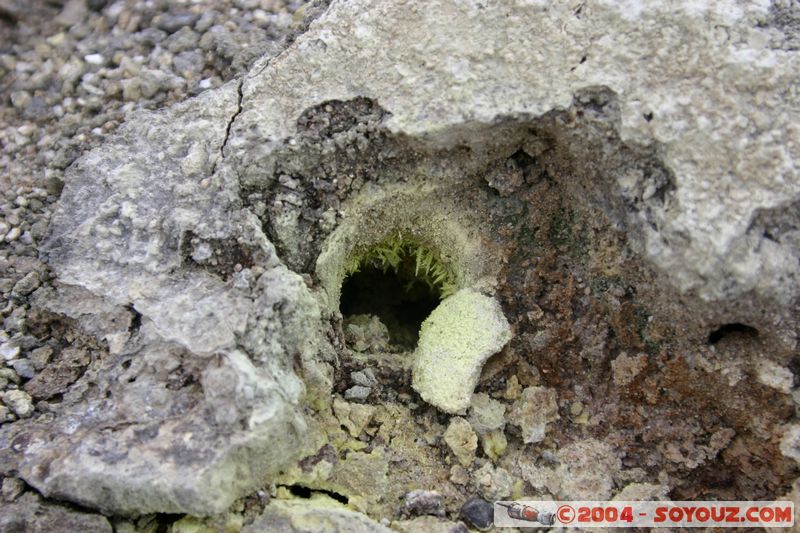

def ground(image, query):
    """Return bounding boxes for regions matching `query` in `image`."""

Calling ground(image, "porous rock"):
[443,417,478,468]
[412,289,511,414]
[508,386,559,444]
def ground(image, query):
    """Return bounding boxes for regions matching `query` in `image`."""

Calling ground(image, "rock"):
[344,385,371,401]
[28,346,53,371]
[449,465,469,486]
[459,496,494,531]
[55,0,87,27]
[521,439,621,500]
[443,417,478,468]
[20,0,800,521]
[781,424,800,463]
[350,368,377,388]
[22,347,89,399]
[480,429,507,462]
[412,290,511,414]
[2,390,34,418]
[333,397,375,437]
[33,284,133,355]
[4,226,20,242]
[756,360,794,394]
[613,482,669,501]
[468,393,505,435]
[84,54,104,66]
[0,493,112,533]
[170,514,243,533]
[154,11,200,34]
[507,386,558,444]
[344,314,390,353]
[0,367,20,385]
[2,476,25,502]
[403,489,445,517]
[611,352,648,387]
[0,0,21,21]
[473,462,513,501]
[0,343,20,361]
[393,516,469,533]
[9,359,35,380]
[243,497,393,533]
[11,271,39,297]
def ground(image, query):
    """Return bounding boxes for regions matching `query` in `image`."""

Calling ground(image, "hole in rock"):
[285,484,349,504]
[708,323,759,345]
[340,263,441,350]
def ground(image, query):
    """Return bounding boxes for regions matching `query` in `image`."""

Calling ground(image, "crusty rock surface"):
[1,0,799,526]
[412,289,512,414]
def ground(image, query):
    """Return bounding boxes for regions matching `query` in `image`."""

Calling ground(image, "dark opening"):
[340,263,441,349]
[708,323,759,344]
[285,484,349,504]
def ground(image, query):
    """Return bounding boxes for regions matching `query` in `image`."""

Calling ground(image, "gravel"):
[0,0,318,427]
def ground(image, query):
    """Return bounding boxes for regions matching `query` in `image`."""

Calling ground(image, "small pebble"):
[4,227,21,242]
[0,343,20,361]
[0,368,20,384]
[28,346,53,370]
[1,477,25,502]
[403,490,445,517]
[155,12,201,34]
[84,53,105,65]
[344,385,371,401]
[351,368,377,387]
[460,496,494,531]
[10,359,35,380]
[3,390,34,418]
[12,271,40,297]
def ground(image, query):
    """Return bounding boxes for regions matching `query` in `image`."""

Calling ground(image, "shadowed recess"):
[340,263,441,349]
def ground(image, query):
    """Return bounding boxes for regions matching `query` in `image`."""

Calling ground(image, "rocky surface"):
[1,0,799,531]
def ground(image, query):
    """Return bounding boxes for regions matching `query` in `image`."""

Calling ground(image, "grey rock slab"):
[229,0,800,325]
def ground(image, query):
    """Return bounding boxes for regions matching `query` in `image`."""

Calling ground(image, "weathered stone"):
[11,271,40,297]
[333,397,376,437]
[3,390,34,418]
[473,462,514,501]
[403,489,445,517]
[0,492,112,533]
[243,497,393,533]
[480,429,508,462]
[459,497,494,531]
[393,516,469,533]
[412,290,511,414]
[2,476,25,502]
[521,439,621,500]
[468,392,506,435]
[613,482,669,501]
[443,417,478,468]
[508,386,559,444]
[0,74,333,516]
[611,352,648,387]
